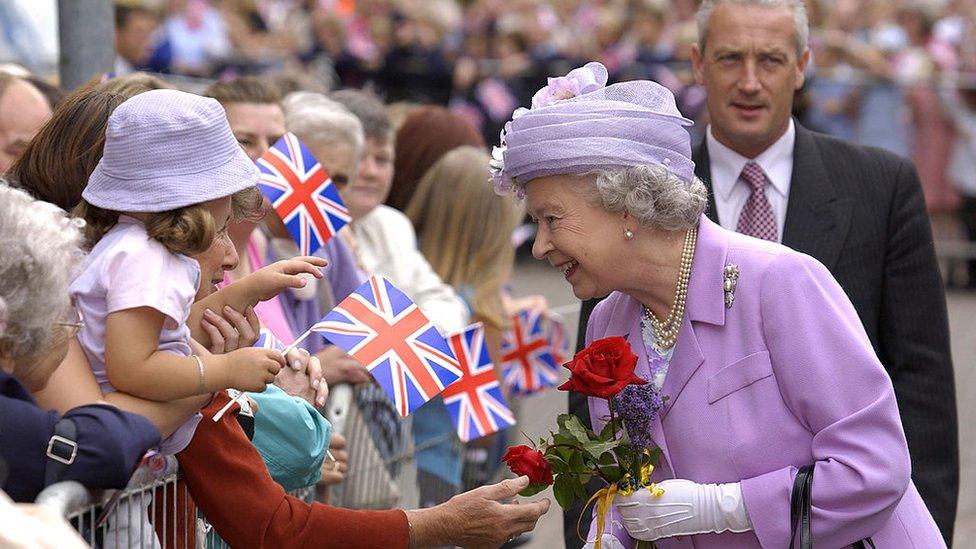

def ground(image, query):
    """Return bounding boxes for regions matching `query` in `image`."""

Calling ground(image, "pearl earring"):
[624,229,634,240]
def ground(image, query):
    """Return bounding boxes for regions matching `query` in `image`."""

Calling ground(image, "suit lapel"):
[693,139,720,225]
[782,124,854,269]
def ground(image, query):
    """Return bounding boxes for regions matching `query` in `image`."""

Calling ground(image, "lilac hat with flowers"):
[84,89,259,212]
[489,62,695,197]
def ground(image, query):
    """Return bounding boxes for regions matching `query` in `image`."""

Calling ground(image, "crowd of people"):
[106,0,976,287]
[0,60,552,546]
[0,0,967,547]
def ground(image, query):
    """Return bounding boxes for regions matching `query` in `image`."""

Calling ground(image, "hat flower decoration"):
[488,61,694,200]
[488,62,611,197]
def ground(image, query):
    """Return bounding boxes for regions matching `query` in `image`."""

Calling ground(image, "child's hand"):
[239,256,328,305]
[223,347,286,392]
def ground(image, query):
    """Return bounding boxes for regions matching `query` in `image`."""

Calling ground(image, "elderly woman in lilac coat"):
[491,62,944,548]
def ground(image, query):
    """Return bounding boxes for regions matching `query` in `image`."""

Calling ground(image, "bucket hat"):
[83,89,259,212]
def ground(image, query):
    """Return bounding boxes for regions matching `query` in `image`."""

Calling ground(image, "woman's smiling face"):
[525,175,628,300]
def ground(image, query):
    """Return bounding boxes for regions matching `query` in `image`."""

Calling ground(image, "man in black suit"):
[565,0,957,545]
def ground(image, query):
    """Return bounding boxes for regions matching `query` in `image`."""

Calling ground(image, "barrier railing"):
[35,391,496,548]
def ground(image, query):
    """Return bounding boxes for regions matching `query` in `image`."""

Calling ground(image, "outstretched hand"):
[406,476,551,548]
[240,256,327,305]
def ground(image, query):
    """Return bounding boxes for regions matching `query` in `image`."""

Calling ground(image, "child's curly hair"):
[75,200,215,256]
[75,186,266,254]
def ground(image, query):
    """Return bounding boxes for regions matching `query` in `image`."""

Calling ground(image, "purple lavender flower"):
[612,383,665,450]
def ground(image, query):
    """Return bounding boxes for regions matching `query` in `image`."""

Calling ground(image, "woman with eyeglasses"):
[0,181,161,503]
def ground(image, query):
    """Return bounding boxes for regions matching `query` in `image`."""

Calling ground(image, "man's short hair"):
[696,0,809,58]
[203,76,282,106]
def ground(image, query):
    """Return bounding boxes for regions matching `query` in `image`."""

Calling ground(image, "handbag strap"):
[790,464,878,549]
[789,464,815,549]
[44,418,78,486]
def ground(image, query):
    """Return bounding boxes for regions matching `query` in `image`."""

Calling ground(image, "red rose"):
[502,445,554,486]
[557,336,646,399]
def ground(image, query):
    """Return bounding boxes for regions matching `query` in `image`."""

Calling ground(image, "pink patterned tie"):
[736,161,778,241]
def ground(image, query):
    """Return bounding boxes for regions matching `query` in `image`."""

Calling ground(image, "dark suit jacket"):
[565,123,958,546]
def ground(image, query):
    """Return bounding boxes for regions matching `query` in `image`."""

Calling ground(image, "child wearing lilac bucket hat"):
[70,89,288,458]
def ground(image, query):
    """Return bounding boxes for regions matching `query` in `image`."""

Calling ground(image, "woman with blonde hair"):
[405,145,528,495]
[406,145,524,362]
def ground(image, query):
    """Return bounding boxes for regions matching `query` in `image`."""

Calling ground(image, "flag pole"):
[281,328,315,356]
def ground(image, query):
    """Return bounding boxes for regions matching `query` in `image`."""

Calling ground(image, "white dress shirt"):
[705,120,796,242]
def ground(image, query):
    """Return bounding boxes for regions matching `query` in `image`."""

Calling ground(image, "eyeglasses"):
[55,305,84,337]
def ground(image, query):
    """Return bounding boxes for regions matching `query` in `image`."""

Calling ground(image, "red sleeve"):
[177,392,409,549]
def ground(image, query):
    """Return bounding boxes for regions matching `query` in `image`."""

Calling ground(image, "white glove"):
[614,479,752,541]
[582,533,627,549]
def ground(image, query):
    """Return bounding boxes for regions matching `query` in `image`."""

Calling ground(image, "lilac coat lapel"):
[587,216,729,471]
[661,216,728,415]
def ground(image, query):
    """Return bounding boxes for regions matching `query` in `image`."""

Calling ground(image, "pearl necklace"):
[642,226,698,350]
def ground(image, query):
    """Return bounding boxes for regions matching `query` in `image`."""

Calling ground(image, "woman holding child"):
[8,78,549,548]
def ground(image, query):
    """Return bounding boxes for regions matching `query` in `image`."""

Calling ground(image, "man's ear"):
[795,47,811,90]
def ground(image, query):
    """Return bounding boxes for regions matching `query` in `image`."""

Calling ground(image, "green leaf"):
[558,445,574,461]
[571,476,589,499]
[558,414,592,445]
[569,451,587,474]
[552,474,579,510]
[600,465,623,483]
[584,439,620,459]
[548,455,571,474]
[552,432,578,447]
[519,483,550,498]
[599,418,622,441]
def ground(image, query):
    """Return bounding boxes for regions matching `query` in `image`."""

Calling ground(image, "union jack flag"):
[311,275,462,417]
[442,324,516,442]
[256,133,351,256]
[501,309,561,395]
[254,328,285,351]
[545,313,572,365]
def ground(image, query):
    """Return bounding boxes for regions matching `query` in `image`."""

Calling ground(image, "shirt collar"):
[705,119,795,200]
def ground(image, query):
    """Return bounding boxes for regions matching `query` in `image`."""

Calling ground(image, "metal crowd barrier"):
[33,399,507,548]
[34,455,317,549]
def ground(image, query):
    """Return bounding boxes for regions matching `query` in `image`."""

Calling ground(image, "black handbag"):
[790,464,877,549]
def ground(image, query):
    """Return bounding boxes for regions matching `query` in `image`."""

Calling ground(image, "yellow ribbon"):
[575,460,665,549]
[590,483,618,549]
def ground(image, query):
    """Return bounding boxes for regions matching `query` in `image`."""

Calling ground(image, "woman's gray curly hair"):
[0,181,85,359]
[585,165,707,231]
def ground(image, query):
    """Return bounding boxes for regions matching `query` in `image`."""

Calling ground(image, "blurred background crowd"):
[19,0,973,284]
[6,0,976,228]
[1,1,975,546]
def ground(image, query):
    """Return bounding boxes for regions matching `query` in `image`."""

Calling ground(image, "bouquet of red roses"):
[503,336,665,549]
